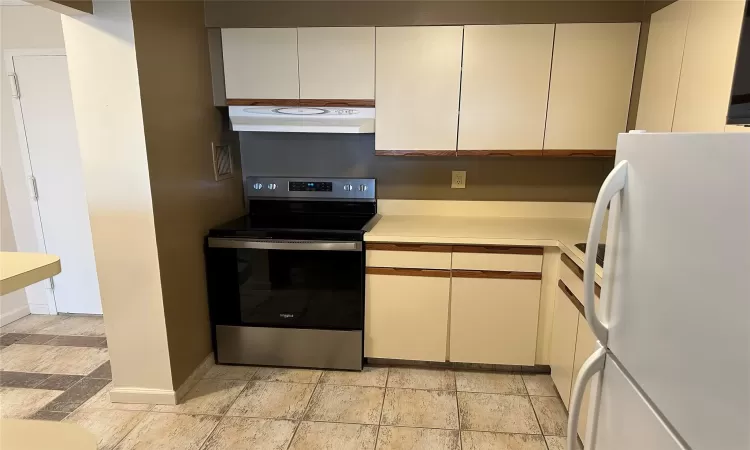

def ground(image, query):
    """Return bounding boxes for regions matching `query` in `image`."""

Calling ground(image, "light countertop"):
[0,252,61,295]
[364,201,604,280]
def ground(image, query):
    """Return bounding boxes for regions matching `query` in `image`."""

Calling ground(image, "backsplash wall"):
[240,132,614,202]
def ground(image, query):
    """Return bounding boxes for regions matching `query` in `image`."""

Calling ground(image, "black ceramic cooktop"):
[574,243,606,268]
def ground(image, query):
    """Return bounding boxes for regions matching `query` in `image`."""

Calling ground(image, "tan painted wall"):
[61,0,174,393]
[131,1,245,388]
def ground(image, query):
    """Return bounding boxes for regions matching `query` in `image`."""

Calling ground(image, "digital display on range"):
[289,181,333,192]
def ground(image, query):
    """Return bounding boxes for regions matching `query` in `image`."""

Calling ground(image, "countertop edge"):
[0,254,61,296]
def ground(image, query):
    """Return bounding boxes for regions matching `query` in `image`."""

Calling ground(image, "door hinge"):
[29,176,39,201]
[8,73,20,99]
[46,277,55,290]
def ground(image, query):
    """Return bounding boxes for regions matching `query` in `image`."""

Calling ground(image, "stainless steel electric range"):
[204,177,378,371]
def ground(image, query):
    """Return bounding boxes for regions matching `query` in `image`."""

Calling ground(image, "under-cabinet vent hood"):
[229,105,375,133]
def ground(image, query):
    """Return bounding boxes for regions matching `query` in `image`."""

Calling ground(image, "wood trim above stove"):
[366,267,451,278]
[452,270,542,280]
[226,99,375,107]
[558,279,586,317]
[375,150,457,157]
[366,243,452,253]
[561,253,602,296]
[452,245,544,255]
[458,150,545,157]
[543,150,616,157]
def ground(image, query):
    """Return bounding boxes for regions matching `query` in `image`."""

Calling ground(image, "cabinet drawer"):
[365,273,450,361]
[452,245,543,272]
[366,243,452,270]
[560,254,600,315]
[450,276,541,365]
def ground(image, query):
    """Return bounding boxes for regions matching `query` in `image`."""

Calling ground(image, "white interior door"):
[11,54,102,314]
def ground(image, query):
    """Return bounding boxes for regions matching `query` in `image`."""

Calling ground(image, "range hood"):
[229,105,375,133]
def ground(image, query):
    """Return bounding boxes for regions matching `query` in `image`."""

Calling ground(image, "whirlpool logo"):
[279,314,294,319]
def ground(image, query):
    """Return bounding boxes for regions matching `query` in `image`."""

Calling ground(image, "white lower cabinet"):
[573,314,598,442]
[449,276,541,365]
[364,271,450,361]
[549,284,580,408]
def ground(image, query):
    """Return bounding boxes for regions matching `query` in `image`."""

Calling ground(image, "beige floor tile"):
[455,372,527,395]
[387,368,455,390]
[461,431,548,450]
[154,379,246,415]
[521,374,557,397]
[545,436,566,450]
[319,367,388,387]
[289,421,378,450]
[65,409,146,450]
[304,384,384,425]
[226,381,314,420]
[203,364,257,381]
[530,396,567,436]
[114,412,219,450]
[0,344,109,375]
[0,387,62,418]
[381,388,459,429]
[458,393,540,434]
[201,416,297,450]
[0,314,65,334]
[253,367,322,383]
[80,382,153,411]
[377,426,460,450]
[38,316,106,336]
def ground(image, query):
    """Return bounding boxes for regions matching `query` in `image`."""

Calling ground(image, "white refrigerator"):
[567,132,750,450]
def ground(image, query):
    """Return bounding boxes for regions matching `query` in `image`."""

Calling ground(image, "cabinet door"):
[221,28,299,100]
[298,27,375,101]
[450,276,541,365]
[365,271,450,361]
[375,26,463,153]
[672,0,746,132]
[635,0,691,132]
[458,25,554,153]
[549,285,580,408]
[573,314,598,442]
[544,23,640,151]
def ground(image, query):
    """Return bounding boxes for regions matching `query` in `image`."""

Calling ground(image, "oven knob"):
[267,183,277,190]
[344,184,353,191]
[359,184,368,192]
[253,183,263,190]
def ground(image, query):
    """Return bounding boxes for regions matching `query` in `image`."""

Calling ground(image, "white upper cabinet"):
[298,27,375,101]
[672,0,746,132]
[636,1,691,132]
[221,28,299,100]
[544,23,640,151]
[458,25,554,152]
[375,26,463,152]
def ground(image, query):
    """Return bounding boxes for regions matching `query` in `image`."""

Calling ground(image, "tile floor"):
[0,314,570,449]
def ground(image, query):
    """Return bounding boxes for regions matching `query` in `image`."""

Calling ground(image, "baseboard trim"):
[28,304,50,315]
[174,353,215,403]
[109,387,177,405]
[0,305,30,327]
[109,353,214,406]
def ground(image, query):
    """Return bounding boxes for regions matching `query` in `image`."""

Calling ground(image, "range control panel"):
[247,177,376,200]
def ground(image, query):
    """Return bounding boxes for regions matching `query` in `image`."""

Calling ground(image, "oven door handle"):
[207,238,362,252]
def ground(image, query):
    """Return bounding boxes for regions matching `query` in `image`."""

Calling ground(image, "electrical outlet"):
[451,171,467,189]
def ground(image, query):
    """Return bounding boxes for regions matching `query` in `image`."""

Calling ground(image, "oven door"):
[205,238,364,331]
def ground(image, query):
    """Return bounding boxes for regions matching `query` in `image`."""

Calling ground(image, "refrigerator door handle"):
[584,160,627,344]
[567,345,606,450]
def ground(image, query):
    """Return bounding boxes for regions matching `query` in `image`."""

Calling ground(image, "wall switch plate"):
[451,171,467,189]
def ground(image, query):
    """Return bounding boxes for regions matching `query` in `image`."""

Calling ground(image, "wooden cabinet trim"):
[366,243,452,253]
[227,99,374,107]
[558,279,586,318]
[375,150,457,157]
[542,150,616,157]
[366,267,451,278]
[452,270,542,280]
[458,150,545,157]
[453,245,543,255]
[561,253,602,296]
